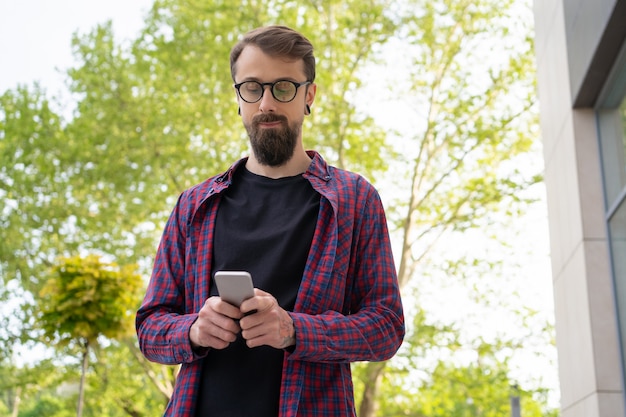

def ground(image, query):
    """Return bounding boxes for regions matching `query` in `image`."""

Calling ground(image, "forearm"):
[136,309,201,365]
[287,306,404,363]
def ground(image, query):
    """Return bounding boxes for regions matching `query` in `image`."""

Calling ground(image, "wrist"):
[280,313,296,348]
[189,318,209,354]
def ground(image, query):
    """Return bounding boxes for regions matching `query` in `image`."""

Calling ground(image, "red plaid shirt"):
[136,151,405,416]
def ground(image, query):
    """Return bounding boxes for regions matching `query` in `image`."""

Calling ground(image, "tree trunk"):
[358,361,387,417]
[10,386,21,417]
[77,339,90,417]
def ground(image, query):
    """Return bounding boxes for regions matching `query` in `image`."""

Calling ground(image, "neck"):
[246,149,311,179]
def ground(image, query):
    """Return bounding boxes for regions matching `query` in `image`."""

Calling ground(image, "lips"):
[253,114,287,127]
[258,121,283,128]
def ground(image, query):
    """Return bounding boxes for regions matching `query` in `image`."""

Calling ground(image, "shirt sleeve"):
[135,191,204,365]
[288,179,405,363]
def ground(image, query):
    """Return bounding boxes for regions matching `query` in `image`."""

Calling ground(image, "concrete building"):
[533,1,626,416]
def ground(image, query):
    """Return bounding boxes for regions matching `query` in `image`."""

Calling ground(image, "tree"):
[353,306,556,416]
[400,356,555,417]
[37,255,143,417]
[0,86,84,370]
[85,338,175,416]
[353,0,543,414]
[1,341,173,417]
[0,358,76,417]
[0,86,70,293]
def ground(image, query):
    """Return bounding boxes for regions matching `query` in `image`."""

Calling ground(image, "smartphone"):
[214,271,255,307]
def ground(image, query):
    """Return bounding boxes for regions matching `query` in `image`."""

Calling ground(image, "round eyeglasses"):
[234,80,311,103]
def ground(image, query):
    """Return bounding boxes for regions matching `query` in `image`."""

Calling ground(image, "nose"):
[258,85,277,113]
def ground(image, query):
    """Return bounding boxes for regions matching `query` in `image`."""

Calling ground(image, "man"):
[136,25,405,417]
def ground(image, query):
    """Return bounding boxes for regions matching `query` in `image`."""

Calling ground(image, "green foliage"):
[0,358,77,417]
[38,255,143,347]
[0,342,172,417]
[36,255,144,416]
[19,394,77,417]
[359,307,558,416]
[0,86,70,293]
[396,361,547,417]
[297,0,398,172]
[383,0,541,286]
[86,340,172,416]
[354,0,546,413]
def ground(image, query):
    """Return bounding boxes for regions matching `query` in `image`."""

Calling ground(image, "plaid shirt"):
[136,151,405,416]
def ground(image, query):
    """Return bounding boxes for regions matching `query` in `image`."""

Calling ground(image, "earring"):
[305,104,311,115]
[238,107,241,115]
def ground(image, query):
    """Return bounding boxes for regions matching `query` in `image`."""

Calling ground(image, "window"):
[598,99,626,205]
[597,40,626,383]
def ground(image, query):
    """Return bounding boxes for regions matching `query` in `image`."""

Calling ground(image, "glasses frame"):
[234,80,312,103]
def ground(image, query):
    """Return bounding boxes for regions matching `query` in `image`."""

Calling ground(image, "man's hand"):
[189,296,243,350]
[239,289,295,349]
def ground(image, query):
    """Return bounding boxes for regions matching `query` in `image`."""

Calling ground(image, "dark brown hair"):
[230,25,316,82]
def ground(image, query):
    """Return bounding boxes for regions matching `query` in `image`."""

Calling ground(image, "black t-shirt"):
[194,166,320,417]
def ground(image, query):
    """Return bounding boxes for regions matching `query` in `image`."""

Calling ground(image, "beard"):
[244,113,301,167]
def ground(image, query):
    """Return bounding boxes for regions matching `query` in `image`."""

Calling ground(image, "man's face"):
[233,45,315,167]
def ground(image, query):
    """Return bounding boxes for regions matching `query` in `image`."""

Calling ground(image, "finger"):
[239,311,266,332]
[191,316,239,350]
[202,333,235,350]
[241,323,276,348]
[240,324,261,341]
[206,296,244,320]
[196,298,243,343]
[244,336,265,349]
[253,288,270,297]
[196,309,241,335]
[240,294,275,316]
[243,330,284,349]
[239,289,267,312]
[240,314,280,344]
[209,313,242,334]
[197,310,241,335]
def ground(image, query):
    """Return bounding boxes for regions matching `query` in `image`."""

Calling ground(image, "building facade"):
[533,1,626,416]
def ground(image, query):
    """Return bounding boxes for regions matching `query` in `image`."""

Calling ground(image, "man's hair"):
[230,25,316,83]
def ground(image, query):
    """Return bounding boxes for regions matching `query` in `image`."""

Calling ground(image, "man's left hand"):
[239,288,296,349]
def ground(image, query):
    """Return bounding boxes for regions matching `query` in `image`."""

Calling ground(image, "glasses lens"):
[239,81,263,102]
[272,81,297,102]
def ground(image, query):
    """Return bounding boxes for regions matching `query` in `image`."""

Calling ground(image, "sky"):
[0,0,154,95]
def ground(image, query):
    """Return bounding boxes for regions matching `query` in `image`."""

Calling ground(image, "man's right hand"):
[189,296,244,350]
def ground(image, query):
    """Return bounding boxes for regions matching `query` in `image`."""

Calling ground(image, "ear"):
[234,85,243,116]
[305,83,316,112]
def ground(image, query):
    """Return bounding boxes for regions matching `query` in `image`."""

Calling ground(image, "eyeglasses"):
[234,80,311,103]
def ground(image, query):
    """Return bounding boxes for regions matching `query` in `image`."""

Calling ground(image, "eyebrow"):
[238,77,300,83]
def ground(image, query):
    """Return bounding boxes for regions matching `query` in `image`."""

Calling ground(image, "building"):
[533,1,626,416]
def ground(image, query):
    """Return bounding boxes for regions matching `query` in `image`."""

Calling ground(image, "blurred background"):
[0,0,560,416]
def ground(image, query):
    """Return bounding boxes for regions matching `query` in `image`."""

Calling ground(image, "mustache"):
[252,113,288,124]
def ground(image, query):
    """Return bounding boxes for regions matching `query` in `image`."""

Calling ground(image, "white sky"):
[0,0,154,95]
